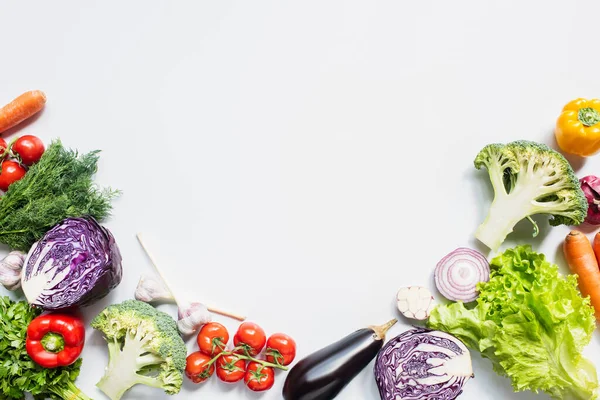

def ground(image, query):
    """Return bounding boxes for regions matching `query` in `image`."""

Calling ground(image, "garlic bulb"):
[135,275,211,336]
[135,274,174,303]
[396,286,435,320]
[0,251,26,291]
[177,302,212,336]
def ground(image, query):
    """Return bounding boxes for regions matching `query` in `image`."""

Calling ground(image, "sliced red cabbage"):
[21,217,122,310]
[434,247,489,302]
[580,175,600,225]
[374,328,473,400]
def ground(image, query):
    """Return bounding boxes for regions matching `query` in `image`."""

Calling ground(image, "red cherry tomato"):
[12,135,45,166]
[216,354,246,383]
[233,322,266,356]
[0,160,26,192]
[0,138,7,154]
[197,322,229,356]
[244,361,275,392]
[185,351,214,383]
[265,333,297,366]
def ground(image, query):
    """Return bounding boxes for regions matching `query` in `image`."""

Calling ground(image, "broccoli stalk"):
[474,141,587,251]
[96,334,163,399]
[91,300,187,400]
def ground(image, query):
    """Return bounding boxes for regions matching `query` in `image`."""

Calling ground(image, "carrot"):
[563,230,600,319]
[0,90,46,134]
[592,232,600,265]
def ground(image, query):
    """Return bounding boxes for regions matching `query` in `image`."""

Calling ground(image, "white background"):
[0,1,599,399]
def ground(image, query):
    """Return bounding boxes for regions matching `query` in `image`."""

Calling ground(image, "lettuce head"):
[428,245,598,400]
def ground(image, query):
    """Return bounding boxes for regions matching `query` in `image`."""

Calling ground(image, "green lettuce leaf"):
[429,245,598,399]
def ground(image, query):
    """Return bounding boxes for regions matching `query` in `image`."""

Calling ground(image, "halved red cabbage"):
[21,217,122,310]
[374,327,473,400]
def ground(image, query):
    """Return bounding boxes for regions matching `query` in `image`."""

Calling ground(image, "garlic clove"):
[0,268,21,291]
[177,302,212,336]
[0,251,26,291]
[135,274,175,303]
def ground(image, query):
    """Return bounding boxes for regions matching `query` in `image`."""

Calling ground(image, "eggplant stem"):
[370,318,397,340]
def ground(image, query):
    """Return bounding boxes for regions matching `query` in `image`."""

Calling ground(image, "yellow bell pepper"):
[555,98,600,157]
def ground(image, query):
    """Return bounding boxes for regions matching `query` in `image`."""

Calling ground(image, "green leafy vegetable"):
[0,296,91,399]
[428,245,598,400]
[0,140,118,251]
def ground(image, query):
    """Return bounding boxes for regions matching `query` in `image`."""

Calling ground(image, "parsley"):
[0,297,91,399]
[0,140,118,251]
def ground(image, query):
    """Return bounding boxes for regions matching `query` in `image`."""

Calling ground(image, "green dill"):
[0,140,119,251]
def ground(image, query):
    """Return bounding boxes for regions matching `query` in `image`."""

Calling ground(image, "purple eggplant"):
[282,319,397,400]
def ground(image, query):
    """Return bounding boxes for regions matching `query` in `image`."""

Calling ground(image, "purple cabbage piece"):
[21,217,122,310]
[580,175,600,225]
[374,327,473,400]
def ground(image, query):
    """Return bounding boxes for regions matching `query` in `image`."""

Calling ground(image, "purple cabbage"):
[374,327,473,400]
[21,217,122,310]
[580,175,600,225]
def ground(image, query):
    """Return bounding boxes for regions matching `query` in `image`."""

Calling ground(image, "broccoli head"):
[474,140,587,251]
[91,300,187,400]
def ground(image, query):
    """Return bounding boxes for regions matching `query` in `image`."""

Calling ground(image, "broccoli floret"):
[474,140,587,251]
[91,300,187,400]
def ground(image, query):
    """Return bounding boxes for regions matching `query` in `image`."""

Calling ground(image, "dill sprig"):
[0,140,119,251]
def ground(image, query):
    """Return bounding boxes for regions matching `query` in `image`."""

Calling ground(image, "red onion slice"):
[434,247,490,303]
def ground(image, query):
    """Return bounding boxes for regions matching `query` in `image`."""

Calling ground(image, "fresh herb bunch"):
[0,296,91,399]
[0,139,118,251]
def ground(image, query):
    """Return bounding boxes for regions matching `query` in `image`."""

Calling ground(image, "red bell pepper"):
[26,313,85,368]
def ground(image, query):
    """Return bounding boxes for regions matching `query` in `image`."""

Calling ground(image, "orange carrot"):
[592,232,600,265]
[563,230,600,319]
[0,90,46,134]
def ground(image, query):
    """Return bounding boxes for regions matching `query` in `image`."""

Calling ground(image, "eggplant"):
[282,319,397,400]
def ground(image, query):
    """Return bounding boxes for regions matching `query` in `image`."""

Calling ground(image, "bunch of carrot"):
[564,231,600,319]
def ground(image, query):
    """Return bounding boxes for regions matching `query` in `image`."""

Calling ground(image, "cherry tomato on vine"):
[197,322,229,356]
[12,135,45,166]
[265,333,297,366]
[0,160,26,192]
[233,322,266,356]
[244,361,275,392]
[185,351,214,383]
[216,354,246,383]
[0,138,7,154]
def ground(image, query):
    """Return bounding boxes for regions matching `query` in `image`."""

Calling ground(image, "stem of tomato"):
[0,137,20,164]
[204,347,288,371]
[233,354,287,370]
